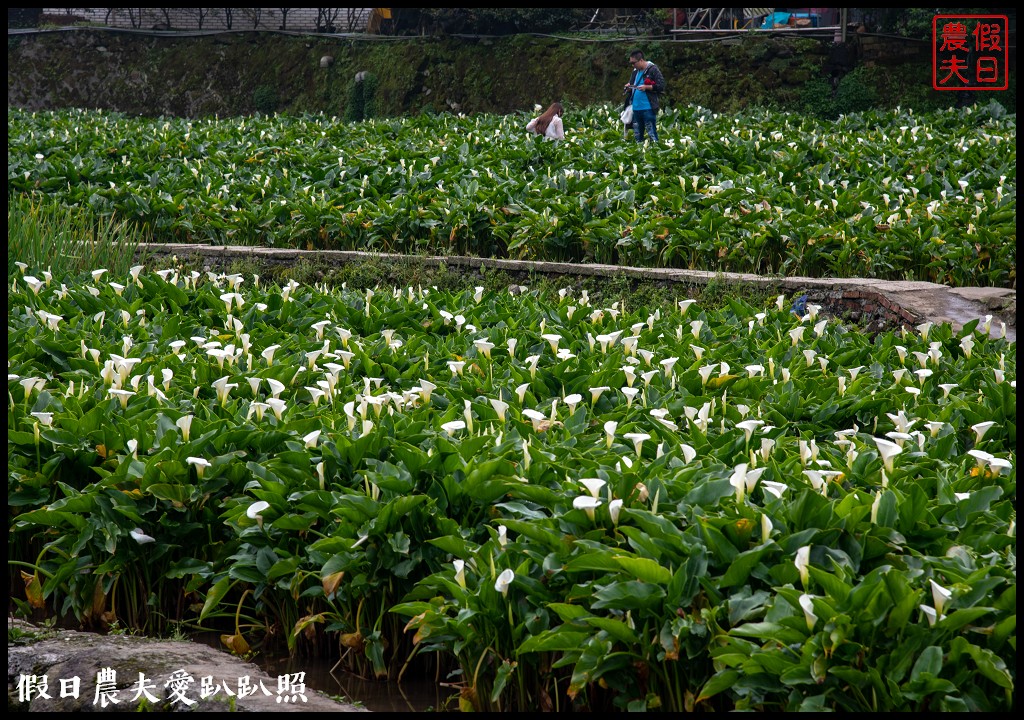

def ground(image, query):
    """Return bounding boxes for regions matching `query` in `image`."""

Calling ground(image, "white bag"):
[620,105,633,125]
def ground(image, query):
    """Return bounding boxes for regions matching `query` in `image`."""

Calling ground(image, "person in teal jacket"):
[622,49,667,143]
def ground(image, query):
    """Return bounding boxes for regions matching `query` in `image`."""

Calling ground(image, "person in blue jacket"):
[623,49,667,143]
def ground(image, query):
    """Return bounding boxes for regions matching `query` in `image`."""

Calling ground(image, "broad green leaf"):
[613,555,672,585]
[584,616,639,645]
[200,576,232,621]
[697,670,740,702]
[547,602,591,623]
[518,628,592,654]
[731,621,806,644]
[910,645,943,681]
[591,581,665,611]
[719,542,774,588]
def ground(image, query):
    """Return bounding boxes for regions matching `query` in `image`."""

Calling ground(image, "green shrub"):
[344,73,377,122]
[796,77,836,119]
[833,66,879,116]
[252,84,278,114]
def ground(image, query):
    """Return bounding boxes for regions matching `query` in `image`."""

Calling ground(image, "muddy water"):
[189,632,451,712]
[258,653,452,712]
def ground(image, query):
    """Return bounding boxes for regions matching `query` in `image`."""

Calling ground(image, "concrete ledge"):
[136,244,1016,341]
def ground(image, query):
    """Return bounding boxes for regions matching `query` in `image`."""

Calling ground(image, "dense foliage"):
[7,103,1016,287]
[414,8,595,35]
[8,260,1015,711]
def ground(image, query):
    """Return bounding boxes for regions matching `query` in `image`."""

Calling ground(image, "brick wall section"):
[857,34,931,66]
[41,8,372,32]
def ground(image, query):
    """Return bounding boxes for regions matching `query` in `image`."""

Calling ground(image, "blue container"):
[761,11,791,28]
[761,11,821,28]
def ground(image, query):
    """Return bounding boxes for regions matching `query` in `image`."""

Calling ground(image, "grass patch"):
[8,195,148,282]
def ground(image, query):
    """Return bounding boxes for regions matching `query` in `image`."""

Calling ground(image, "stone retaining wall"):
[806,287,922,334]
[137,244,946,335]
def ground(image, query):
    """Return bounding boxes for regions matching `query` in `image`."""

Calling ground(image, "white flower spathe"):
[494,568,515,597]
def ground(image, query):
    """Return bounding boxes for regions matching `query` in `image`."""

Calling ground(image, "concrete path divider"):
[136,244,1016,342]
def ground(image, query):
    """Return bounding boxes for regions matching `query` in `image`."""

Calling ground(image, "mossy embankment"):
[7,29,965,119]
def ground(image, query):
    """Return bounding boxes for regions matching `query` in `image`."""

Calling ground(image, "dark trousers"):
[632,108,658,142]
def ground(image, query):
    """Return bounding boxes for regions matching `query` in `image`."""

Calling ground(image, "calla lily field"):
[6,99,1017,712]
[8,261,1015,711]
[6,101,1016,286]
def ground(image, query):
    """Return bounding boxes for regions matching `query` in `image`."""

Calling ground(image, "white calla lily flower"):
[494,568,515,597]
[609,498,624,525]
[573,495,603,520]
[564,393,583,414]
[474,338,495,359]
[970,421,996,444]
[579,478,606,498]
[799,594,818,630]
[920,604,941,627]
[186,456,212,478]
[441,420,466,436]
[736,419,764,445]
[489,397,509,422]
[622,432,651,458]
[303,429,321,448]
[589,386,610,405]
[31,411,54,427]
[603,420,618,449]
[762,480,788,500]
[129,528,156,545]
[541,334,561,354]
[795,545,811,588]
[929,578,952,616]
[872,437,903,474]
[522,408,546,432]
[246,500,271,528]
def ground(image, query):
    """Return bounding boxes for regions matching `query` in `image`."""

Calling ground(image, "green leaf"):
[697,518,738,564]
[697,670,740,702]
[427,534,477,558]
[883,569,919,632]
[165,558,211,579]
[31,337,72,371]
[271,514,315,531]
[910,645,943,681]
[591,581,665,611]
[518,628,592,654]
[490,659,517,704]
[808,565,852,603]
[146,483,192,505]
[267,557,300,581]
[564,549,622,574]
[669,548,707,607]
[200,576,232,621]
[613,555,672,585]
[501,518,565,551]
[583,616,639,645]
[547,602,591,623]
[40,428,85,447]
[731,621,805,644]
[719,542,774,588]
[228,564,265,584]
[958,641,1014,689]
